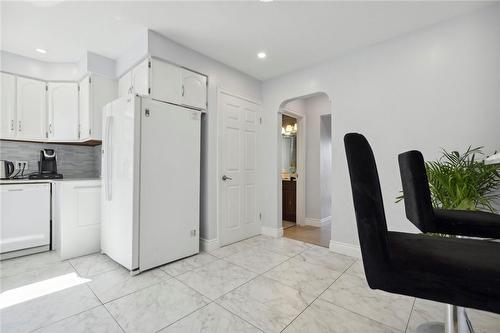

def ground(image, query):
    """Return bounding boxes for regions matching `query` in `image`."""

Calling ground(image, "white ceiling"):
[1,1,492,80]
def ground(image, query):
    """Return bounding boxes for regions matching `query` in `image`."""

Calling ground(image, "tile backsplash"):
[0,141,101,178]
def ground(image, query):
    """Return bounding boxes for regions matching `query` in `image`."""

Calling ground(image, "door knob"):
[222,175,232,181]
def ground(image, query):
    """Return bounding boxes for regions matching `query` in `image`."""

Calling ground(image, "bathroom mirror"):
[282,134,297,174]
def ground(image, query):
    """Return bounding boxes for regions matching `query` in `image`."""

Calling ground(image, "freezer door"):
[101,95,139,270]
[139,99,201,271]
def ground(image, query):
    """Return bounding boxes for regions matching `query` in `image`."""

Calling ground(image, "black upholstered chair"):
[398,150,500,239]
[344,133,500,332]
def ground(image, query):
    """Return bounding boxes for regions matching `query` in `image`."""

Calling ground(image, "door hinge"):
[45,85,48,91]
[89,129,91,135]
[148,61,151,68]
[89,77,92,84]
[145,109,150,117]
[148,87,151,94]
[190,229,197,237]
[45,131,48,138]
[78,85,80,92]
[259,117,262,124]
[259,212,262,220]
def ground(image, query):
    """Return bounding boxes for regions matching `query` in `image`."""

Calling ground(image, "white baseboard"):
[304,216,331,227]
[329,240,361,259]
[200,238,220,252]
[261,226,283,238]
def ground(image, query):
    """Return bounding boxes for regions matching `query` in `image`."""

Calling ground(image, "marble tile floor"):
[1,235,499,333]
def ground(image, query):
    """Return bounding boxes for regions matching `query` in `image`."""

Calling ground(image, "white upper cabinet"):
[16,77,47,141]
[118,71,132,98]
[79,76,91,140]
[2,72,115,144]
[47,82,79,141]
[150,59,181,105]
[118,59,149,98]
[1,73,17,139]
[118,58,207,110]
[131,58,150,96]
[79,74,116,141]
[181,69,207,110]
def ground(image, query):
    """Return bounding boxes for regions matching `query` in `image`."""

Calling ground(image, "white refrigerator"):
[101,95,200,273]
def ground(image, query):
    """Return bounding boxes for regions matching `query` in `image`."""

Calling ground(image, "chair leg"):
[416,305,474,333]
[446,305,474,333]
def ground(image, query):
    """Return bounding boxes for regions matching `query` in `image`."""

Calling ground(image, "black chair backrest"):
[398,150,436,232]
[344,133,390,287]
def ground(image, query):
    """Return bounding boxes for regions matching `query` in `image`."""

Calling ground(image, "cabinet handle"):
[18,121,22,132]
[181,85,185,97]
[10,119,14,131]
[49,123,53,134]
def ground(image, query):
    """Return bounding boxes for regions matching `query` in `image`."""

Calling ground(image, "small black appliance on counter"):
[28,149,63,179]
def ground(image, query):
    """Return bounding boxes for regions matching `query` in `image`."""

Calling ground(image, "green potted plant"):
[397,147,500,212]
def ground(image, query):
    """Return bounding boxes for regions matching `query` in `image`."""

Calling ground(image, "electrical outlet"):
[14,160,28,172]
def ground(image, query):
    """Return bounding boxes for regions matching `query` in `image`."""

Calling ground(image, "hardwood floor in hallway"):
[283,221,331,248]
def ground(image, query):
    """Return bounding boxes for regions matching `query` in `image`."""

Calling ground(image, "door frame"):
[217,88,262,247]
[279,107,306,227]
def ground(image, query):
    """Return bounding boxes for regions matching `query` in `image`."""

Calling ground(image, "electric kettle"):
[0,160,15,179]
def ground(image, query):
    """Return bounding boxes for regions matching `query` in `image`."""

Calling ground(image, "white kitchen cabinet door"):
[0,73,16,139]
[16,77,47,141]
[1,183,51,254]
[118,71,132,98]
[48,82,79,141]
[79,75,91,141]
[181,69,207,110]
[79,74,116,141]
[150,58,181,104]
[53,180,101,260]
[131,58,150,96]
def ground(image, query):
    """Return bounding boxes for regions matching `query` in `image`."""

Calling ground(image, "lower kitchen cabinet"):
[0,183,51,257]
[53,180,101,260]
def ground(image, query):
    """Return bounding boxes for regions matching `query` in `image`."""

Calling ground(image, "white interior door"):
[139,99,200,270]
[1,73,16,139]
[219,91,260,246]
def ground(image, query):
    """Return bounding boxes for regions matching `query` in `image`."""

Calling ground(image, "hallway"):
[283,221,331,248]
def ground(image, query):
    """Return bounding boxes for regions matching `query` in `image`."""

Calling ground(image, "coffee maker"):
[29,149,63,179]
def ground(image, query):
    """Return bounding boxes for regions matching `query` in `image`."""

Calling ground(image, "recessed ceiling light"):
[257,52,267,59]
[36,48,47,54]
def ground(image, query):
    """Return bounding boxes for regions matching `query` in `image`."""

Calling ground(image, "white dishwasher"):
[0,183,51,258]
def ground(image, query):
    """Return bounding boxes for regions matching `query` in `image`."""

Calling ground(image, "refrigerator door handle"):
[105,116,113,201]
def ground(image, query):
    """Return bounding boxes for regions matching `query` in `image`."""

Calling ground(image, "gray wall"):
[262,4,500,249]
[305,94,331,220]
[320,114,332,219]
[0,141,101,179]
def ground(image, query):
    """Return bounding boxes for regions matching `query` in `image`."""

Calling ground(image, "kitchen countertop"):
[0,178,101,185]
